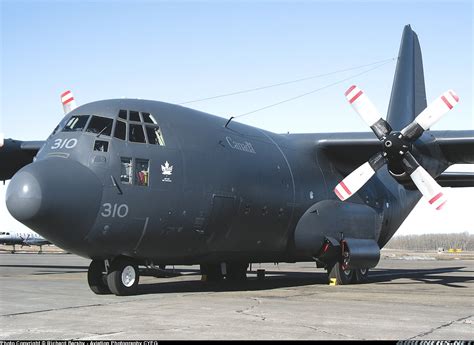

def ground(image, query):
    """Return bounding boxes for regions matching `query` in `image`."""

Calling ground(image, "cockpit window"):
[86,116,113,136]
[118,109,127,120]
[129,111,141,122]
[129,124,146,143]
[62,115,90,132]
[142,112,157,124]
[145,126,165,145]
[114,120,126,140]
[116,110,165,146]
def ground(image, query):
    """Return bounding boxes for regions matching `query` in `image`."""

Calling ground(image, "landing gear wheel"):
[88,260,111,295]
[107,257,139,296]
[226,263,248,281]
[200,264,223,282]
[327,263,354,285]
[354,268,369,284]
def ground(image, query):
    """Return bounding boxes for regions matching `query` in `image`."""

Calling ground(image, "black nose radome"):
[6,158,103,252]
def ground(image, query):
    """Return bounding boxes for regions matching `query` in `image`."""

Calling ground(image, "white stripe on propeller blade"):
[334,161,375,201]
[414,90,459,130]
[410,167,448,210]
[344,85,381,127]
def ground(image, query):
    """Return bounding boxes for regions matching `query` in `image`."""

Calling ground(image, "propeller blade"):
[402,90,459,140]
[402,152,447,210]
[61,90,77,114]
[334,152,386,201]
[345,85,392,139]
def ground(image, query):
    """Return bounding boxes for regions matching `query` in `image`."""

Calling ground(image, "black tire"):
[200,264,223,282]
[226,263,248,281]
[106,257,139,296]
[354,268,369,284]
[327,263,354,285]
[88,260,111,295]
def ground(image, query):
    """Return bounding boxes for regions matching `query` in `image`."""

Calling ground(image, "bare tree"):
[385,232,473,251]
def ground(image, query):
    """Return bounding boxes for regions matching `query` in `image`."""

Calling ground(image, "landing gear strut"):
[200,262,249,282]
[200,263,223,282]
[226,263,248,281]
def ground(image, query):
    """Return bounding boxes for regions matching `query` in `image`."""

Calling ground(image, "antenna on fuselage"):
[224,116,234,128]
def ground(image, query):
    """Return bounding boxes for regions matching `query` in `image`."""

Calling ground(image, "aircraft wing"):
[433,130,474,165]
[0,139,45,181]
[316,130,474,187]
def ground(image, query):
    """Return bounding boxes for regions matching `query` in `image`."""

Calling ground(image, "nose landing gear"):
[88,257,140,296]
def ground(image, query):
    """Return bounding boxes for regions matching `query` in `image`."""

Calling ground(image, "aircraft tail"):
[386,25,427,130]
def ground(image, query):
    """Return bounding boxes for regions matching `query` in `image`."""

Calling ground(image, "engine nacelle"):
[0,139,42,181]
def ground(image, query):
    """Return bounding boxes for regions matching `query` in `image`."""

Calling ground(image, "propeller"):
[335,85,459,210]
[19,233,31,248]
[61,90,77,114]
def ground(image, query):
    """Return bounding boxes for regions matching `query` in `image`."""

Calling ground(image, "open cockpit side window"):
[135,159,150,186]
[120,157,150,186]
[120,158,133,184]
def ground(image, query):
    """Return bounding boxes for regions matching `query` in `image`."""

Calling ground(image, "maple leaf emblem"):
[161,161,173,175]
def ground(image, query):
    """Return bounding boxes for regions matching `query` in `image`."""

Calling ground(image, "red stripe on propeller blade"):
[345,85,356,96]
[436,201,447,210]
[449,91,459,102]
[63,97,74,105]
[441,96,453,109]
[429,192,443,205]
[340,181,352,195]
[334,188,344,201]
[61,90,71,98]
[349,90,363,104]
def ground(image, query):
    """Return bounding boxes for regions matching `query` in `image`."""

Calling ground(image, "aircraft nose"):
[5,170,42,222]
[6,158,103,251]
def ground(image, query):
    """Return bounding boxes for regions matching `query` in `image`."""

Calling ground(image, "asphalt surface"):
[0,253,473,340]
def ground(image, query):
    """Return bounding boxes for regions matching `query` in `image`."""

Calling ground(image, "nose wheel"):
[88,257,140,296]
[87,260,111,295]
[106,257,140,296]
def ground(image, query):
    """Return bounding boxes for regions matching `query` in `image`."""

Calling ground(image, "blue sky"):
[0,0,473,235]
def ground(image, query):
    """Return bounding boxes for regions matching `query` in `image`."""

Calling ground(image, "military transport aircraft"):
[1,25,473,295]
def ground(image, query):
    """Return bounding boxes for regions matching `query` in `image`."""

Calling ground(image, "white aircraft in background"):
[0,229,51,253]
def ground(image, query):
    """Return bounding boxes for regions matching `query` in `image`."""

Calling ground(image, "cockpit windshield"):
[113,109,165,145]
[86,116,113,136]
[62,115,90,132]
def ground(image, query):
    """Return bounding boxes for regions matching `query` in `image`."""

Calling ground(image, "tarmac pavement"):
[0,253,473,340]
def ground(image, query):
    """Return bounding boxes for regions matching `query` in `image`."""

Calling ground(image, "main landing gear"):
[88,257,140,296]
[327,263,370,285]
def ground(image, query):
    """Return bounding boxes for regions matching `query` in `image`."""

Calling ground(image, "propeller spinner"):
[334,85,459,210]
